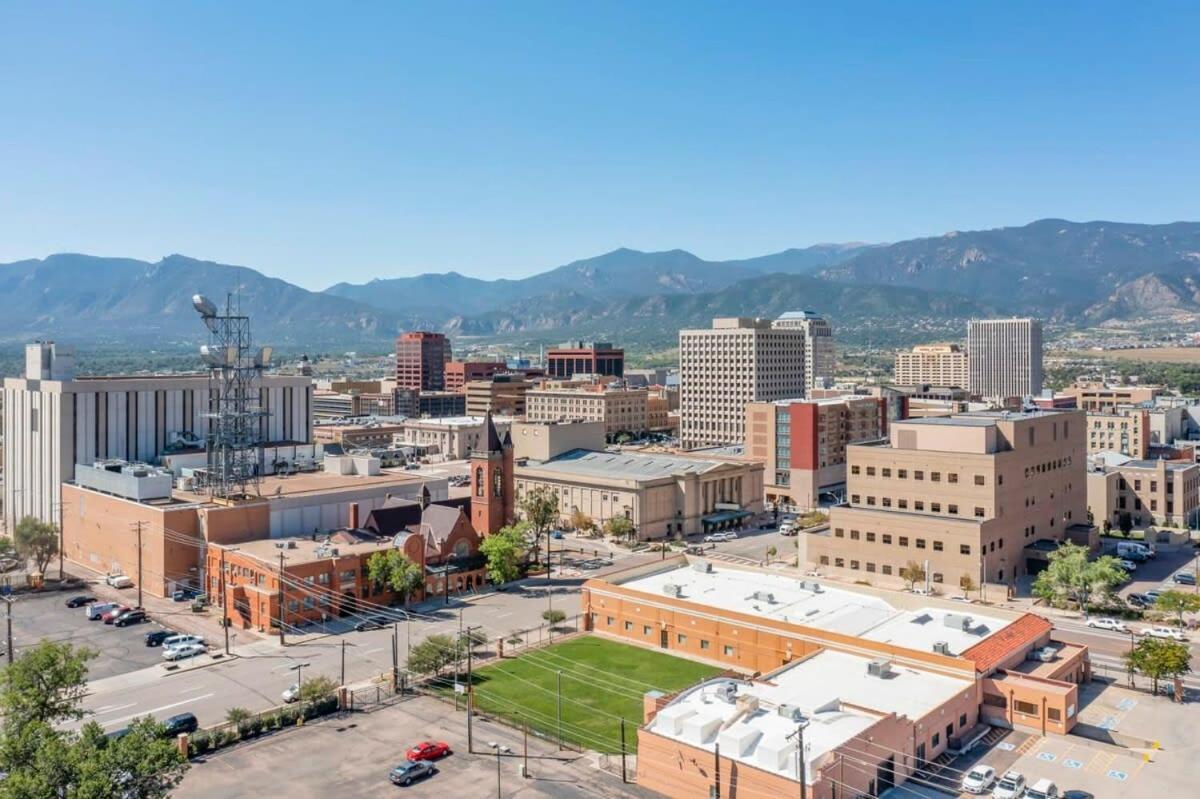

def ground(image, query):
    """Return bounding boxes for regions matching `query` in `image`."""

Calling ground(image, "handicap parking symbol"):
[1099,715,1118,730]
[1064,759,1083,770]
[1107,770,1129,782]
[996,742,1016,751]
[1036,752,1057,762]
[1117,698,1138,712]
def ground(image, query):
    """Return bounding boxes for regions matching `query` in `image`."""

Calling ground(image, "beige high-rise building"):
[679,317,807,450]
[894,344,969,388]
[968,318,1043,398]
[772,311,834,393]
[810,409,1087,589]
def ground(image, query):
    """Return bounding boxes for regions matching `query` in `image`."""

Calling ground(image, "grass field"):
[1058,347,1200,364]
[466,636,721,753]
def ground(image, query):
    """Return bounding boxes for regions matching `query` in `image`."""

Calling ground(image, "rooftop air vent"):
[287,541,298,549]
[751,591,775,604]
[715,681,738,703]
[777,704,806,722]
[932,641,951,656]
[867,658,893,678]
[662,583,683,598]
[693,561,713,573]
[944,613,973,631]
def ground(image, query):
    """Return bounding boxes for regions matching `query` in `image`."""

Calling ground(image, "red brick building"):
[396,331,452,391]
[444,360,506,392]
[545,341,624,379]
[471,413,514,536]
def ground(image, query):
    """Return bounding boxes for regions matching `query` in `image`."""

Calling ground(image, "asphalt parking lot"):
[10,591,175,680]
[174,696,650,799]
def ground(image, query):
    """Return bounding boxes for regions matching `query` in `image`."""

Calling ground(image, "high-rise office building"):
[772,311,834,394]
[968,318,1043,398]
[678,317,807,450]
[395,331,452,391]
[894,344,969,388]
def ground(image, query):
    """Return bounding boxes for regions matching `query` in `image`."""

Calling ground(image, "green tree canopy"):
[366,549,425,603]
[1125,637,1191,695]
[519,487,559,565]
[405,633,459,676]
[603,516,636,542]
[298,674,338,703]
[542,608,566,626]
[12,516,59,575]
[1031,543,1126,611]
[479,523,528,585]
[1154,589,1200,627]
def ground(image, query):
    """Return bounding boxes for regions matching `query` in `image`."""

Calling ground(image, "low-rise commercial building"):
[1063,381,1161,413]
[1087,457,1200,529]
[813,410,1088,590]
[464,374,530,417]
[444,361,507,392]
[509,419,606,462]
[397,416,512,460]
[312,421,407,450]
[546,341,624,379]
[1086,407,1150,459]
[894,344,969,389]
[525,383,649,437]
[646,386,680,433]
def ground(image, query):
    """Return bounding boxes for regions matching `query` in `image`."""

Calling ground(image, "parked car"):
[1142,625,1187,642]
[550,530,564,539]
[1144,589,1164,603]
[162,642,206,661]
[1025,778,1059,799]
[145,630,175,647]
[105,574,134,589]
[65,595,96,608]
[1126,593,1151,608]
[703,532,737,543]
[389,761,436,787]
[961,764,997,794]
[992,770,1026,799]
[1086,617,1128,633]
[1173,571,1197,586]
[162,712,199,737]
[1061,792,1094,799]
[171,588,198,602]
[162,634,205,650]
[354,615,391,632]
[102,605,132,624]
[1118,559,1139,572]
[114,609,148,627]
[86,602,119,621]
[406,741,452,761]
[282,683,300,703]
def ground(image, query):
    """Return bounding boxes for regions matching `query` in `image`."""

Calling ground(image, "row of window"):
[597,615,737,656]
[851,466,987,485]
[850,495,987,517]
[834,527,984,554]
[820,556,950,581]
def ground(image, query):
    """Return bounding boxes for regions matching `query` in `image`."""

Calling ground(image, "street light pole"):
[786,718,810,799]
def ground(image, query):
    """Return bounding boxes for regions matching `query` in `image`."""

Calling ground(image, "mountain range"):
[3,220,1200,352]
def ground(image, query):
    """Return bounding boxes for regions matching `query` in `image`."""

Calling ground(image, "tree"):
[0,537,15,561]
[765,546,778,565]
[1102,520,1112,535]
[1031,543,1126,612]
[1125,637,1191,695]
[0,640,93,728]
[604,516,636,543]
[224,706,251,725]
[366,549,425,604]
[406,633,459,676]
[899,560,926,591]
[298,674,338,703]
[1118,512,1133,537]
[959,574,977,596]
[479,523,527,585]
[542,608,566,627]
[1154,590,1200,628]
[73,717,188,798]
[520,487,560,566]
[569,509,595,537]
[13,516,59,575]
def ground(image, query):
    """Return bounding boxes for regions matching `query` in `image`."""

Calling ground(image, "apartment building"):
[894,344,969,389]
[3,342,313,529]
[678,317,807,450]
[967,318,1043,398]
[812,410,1088,589]
[1086,407,1150,459]
[545,341,624,379]
[395,331,451,391]
[745,396,888,510]
[1088,458,1200,529]
[772,311,834,393]
[525,383,649,437]
[464,374,530,417]
[443,361,506,392]
[1063,381,1161,413]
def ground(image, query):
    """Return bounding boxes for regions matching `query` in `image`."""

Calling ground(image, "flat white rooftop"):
[647,649,973,782]
[618,563,1009,656]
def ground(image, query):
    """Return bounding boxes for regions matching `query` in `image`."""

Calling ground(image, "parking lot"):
[10,590,176,680]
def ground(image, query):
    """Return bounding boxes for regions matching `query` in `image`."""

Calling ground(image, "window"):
[899,536,909,546]
[916,538,926,549]
[961,544,971,555]
[914,500,925,511]
[932,572,944,583]
[914,470,924,480]
[948,473,958,484]
[882,565,893,575]
[866,562,876,572]
[723,645,735,656]
[677,633,687,645]
[835,558,845,567]
[866,496,876,506]
[1047,708,1062,722]
[898,499,908,509]
[819,555,830,565]
[932,732,940,748]
[851,465,860,475]
[975,506,986,518]
[303,596,314,610]
[931,502,941,513]
[835,528,845,538]
[700,639,711,650]
[624,621,633,631]
[866,532,876,542]
[643,625,652,636]
[882,468,892,477]
[983,693,1007,709]
[898,469,908,479]
[1014,700,1039,716]
[948,504,958,515]
[850,560,860,570]
[882,534,892,544]
[933,541,944,551]
[866,466,876,476]
[931,472,941,482]
[475,467,484,497]
[606,616,614,626]
[851,495,861,504]
[850,529,860,540]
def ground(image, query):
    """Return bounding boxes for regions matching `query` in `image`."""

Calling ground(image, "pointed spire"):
[484,409,502,453]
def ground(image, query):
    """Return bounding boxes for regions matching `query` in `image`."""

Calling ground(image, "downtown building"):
[678,317,808,450]
[395,331,452,391]
[967,318,1043,399]
[545,341,624,379]
[894,344,969,389]
[771,311,835,394]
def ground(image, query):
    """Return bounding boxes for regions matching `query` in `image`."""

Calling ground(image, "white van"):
[1025,778,1059,799]
[86,602,118,620]
[1115,542,1150,561]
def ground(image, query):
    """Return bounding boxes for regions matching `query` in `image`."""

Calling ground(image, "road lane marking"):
[99,693,215,728]
[91,702,137,714]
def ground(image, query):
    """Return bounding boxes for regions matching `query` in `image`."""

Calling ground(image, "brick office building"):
[396,331,452,391]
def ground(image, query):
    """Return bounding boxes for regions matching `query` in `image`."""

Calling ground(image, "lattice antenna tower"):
[192,292,272,499]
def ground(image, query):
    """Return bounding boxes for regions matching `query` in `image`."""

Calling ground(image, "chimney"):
[349,502,360,530]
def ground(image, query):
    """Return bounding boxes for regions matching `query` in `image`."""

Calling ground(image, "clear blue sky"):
[1,1,1197,289]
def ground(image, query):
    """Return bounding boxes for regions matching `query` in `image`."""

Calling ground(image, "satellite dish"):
[192,294,217,318]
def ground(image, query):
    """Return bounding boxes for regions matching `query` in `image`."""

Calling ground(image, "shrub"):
[245,717,264,737]
[189,731,211,756]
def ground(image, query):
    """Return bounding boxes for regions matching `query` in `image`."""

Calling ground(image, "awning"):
[702,509,751,525]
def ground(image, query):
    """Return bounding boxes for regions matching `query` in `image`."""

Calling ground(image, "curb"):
[161,652,240,676]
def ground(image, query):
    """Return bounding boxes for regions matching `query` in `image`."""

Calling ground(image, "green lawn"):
[467,636,721,753]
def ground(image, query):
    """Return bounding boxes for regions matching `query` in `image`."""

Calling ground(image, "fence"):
[346,680,407,712]
[497,613,585,657]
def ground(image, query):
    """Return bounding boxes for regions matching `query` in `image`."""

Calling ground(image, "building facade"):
[813,410,1088,590]
[1087,458,1200,529]
[525,384,649,437]
[443,361,507,392]
[470,415,514,536]
[545,341,624,379]
[678,317,807,450]
[1086,408,1150,459]
[1063,381,1161,413]
[3,342,313,529]
[397,416,512,460]
[967,318,1043,398]
[745,396,889,511]
[464,375,530,418]
[772,311,834,393]
[894,344,969,389]
[395,331,451,391]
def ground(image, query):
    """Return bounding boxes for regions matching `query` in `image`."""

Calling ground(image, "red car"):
[406,741,451,761]
[102,605,132,624]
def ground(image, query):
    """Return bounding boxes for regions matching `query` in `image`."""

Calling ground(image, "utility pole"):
[277,551,286,646]
[787,719,810,799]
[55,500,66,581]
[220,547,230,655]
[465,624,481,751]
[619,716,628,783]
[556,669,563,749]
[130,521,145,608]
[4,598,13,666]
[340,639,346,686]
[392,622,400,688]
[523,715,529,776]
[713,741,721,799]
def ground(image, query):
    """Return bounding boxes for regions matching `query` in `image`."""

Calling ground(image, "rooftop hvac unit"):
[693,561,713,573]
[662,583,683,598]
[287,541,298,549]
[777,704,806,722]
[811,582,823,593]
[328,548,339,557]
[715,681,738,703]
[274,542,285,549]
[866,658,893,678]
[932,641,951,656]
[751,591,775,604]
[944,613,973,631]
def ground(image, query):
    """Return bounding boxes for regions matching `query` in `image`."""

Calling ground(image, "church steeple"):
[470,411,513,536]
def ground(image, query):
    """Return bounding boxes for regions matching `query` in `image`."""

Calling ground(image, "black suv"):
[145,630,174,647]
[162,713,199,737]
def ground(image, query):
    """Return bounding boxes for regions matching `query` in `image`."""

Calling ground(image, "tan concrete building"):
[1087,458,1200,529]
[1086,407,1150,459]
[515,449,764,540]
[813,410,1088,590]
[312,421,406,450]
[1063,381,1161,413]
[464,375,530,417]
[679,317,807,450]
[645,386,679,432]
[894,344,969,388]
[397,416,512,460]
[745,396,888,511]
[968,318,1043,398]
[509,419,606,462]
[772,311,835,393]
[525,383,649,437]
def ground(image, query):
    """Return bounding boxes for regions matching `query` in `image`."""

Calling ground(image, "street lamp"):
[487,741,511,797]
[290,662,306,704]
